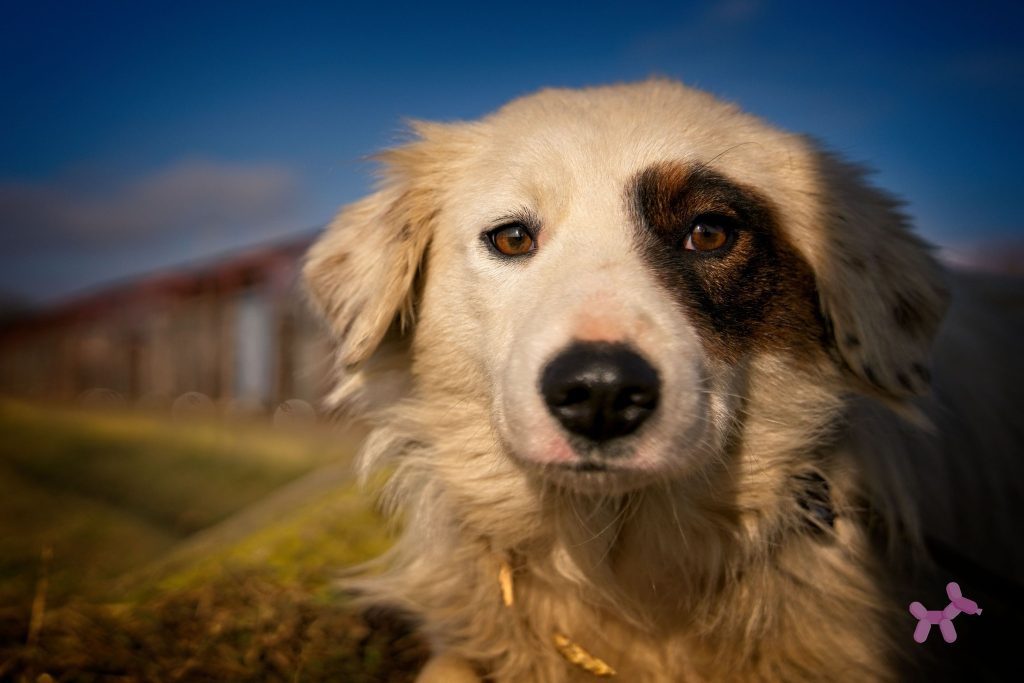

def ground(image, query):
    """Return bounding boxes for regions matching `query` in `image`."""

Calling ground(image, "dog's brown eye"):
[489,224,535,257]
[684,221,730,252]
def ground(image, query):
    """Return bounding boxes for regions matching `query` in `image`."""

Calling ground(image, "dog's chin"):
[531,461,662,496]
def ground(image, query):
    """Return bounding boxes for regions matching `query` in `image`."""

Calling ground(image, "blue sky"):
[1,0,1022,303]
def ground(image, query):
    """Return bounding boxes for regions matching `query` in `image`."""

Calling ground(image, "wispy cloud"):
[0,159,309,303]
[0,158,302,250]
[940,241,1024,276]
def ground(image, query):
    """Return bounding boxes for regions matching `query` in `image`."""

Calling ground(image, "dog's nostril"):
[616,387,657,411]
[552,385,591,408]
[540,342,661,444]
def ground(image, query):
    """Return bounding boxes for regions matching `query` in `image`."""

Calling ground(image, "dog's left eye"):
[487,224,536,257]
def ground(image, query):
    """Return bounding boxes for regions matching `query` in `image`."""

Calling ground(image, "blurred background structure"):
[0,234,331,410]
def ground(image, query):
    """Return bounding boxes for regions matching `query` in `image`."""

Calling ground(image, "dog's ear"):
[810,152,949,400]
[303,151,437,368]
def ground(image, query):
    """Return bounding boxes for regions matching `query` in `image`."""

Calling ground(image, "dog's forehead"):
[422,80,830,282]
[461,81,811,212]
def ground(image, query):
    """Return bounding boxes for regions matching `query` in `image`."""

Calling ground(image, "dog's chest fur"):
[417,493,894,683]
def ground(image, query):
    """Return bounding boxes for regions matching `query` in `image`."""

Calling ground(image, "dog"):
[304,80,1023,681]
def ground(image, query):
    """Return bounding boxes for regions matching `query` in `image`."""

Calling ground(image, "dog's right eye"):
[684,217,733,253]
[486,224,536,257]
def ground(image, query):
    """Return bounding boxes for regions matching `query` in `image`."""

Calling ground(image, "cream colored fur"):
[304,80,1023,681]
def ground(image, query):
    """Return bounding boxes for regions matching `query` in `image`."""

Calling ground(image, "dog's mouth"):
[494,422,666,493]
[530,457,659,495]
[561,461,608,473]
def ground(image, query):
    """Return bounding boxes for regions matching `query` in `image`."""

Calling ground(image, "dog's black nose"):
[540,343,660,443]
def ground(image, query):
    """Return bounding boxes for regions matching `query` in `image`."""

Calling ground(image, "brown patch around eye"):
[490,225,535,256]
[629,162,827,364]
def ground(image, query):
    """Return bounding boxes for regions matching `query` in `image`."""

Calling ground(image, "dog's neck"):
[513,466,837,629]
[511,483,737,628]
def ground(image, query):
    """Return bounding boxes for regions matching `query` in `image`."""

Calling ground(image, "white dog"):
[305,80,1023,681]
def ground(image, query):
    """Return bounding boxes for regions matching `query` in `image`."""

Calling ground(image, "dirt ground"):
[0,570,427,683]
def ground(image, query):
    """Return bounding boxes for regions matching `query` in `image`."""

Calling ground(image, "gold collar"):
[499,560,616,677]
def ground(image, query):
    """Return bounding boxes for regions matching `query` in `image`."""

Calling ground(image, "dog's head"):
[305,80,947,495]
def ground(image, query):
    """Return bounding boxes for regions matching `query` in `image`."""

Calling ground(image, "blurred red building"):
[0,234,333,411]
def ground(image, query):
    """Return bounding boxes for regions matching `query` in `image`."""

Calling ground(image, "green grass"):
[0,399,372,603]
[0,400,421,682]
[154,481,391,595]
[0,460,179,605]
[0,400,354,533]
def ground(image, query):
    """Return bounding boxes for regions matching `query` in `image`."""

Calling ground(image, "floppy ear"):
[303,168,436,368]
[810,152,949,400]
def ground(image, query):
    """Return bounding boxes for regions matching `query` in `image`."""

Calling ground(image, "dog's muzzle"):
[540,342,660,444]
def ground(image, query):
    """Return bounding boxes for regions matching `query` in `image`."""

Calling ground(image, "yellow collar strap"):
[499,559,617,678]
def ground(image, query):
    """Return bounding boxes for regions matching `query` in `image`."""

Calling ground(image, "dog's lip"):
[554,461,610,473]
[533,458,658,495]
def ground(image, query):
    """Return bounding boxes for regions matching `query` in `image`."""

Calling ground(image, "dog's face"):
[306,81,948,496]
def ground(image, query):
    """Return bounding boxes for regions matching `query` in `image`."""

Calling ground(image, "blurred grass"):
[0,399,365,603]
[0,399,347,534]
[153,478,392,597]
[0,461,178,605]
[0,399,424,681]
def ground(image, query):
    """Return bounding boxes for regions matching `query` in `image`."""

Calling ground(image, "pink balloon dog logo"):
[908,582,982,643]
